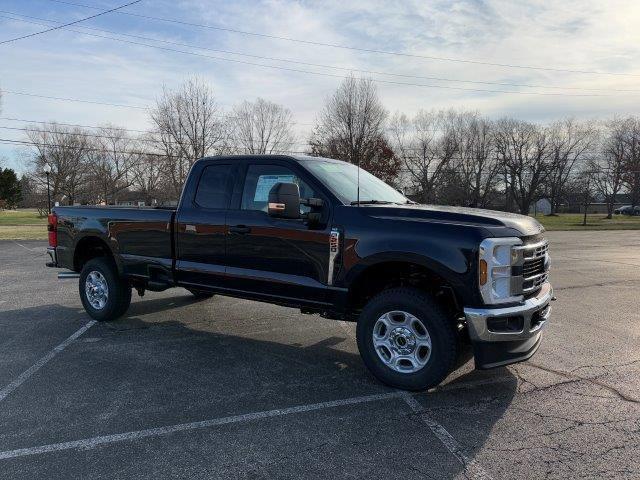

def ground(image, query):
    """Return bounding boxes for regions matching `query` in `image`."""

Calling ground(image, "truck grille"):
[521,240,549,296]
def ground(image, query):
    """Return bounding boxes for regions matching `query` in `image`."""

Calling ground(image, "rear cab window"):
[194,164,233,209]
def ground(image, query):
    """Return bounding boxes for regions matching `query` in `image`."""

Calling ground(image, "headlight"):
[478,237,524,305]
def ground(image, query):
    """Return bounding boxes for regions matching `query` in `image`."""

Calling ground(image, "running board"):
[58,271,80,279]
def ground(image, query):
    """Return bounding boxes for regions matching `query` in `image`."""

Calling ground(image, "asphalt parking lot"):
[1,231,639,479]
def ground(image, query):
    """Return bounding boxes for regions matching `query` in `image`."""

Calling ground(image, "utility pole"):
[43,163,52,214]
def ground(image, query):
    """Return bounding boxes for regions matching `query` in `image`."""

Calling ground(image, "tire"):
[356,287,457,391]
[187,288,215,299]
[79,257,132,321]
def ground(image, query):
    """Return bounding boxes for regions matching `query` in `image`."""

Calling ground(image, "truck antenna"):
[356,155,360,206]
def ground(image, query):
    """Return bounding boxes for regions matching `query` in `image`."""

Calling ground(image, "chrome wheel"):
[85,271,109,310]
[372,310,432,373]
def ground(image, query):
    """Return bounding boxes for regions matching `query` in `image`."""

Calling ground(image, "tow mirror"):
[268,182,300,219]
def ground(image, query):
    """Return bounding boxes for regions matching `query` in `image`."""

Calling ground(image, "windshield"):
[302,159,408,205]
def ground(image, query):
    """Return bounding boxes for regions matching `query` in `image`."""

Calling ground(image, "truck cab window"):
[194,164,232,209]
[241,164,315,214]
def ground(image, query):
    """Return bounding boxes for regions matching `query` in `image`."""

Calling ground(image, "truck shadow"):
[1,298,518,477]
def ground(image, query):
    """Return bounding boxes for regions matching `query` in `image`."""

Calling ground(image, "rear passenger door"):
[175,162,236,289]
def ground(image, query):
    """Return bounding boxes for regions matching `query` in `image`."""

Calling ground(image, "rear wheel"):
[79,257,131,321]
[356,287,457,391]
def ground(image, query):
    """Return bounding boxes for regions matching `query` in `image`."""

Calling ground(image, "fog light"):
[487,316,524,333]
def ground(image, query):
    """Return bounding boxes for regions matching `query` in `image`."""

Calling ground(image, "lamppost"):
[43,163,52,214]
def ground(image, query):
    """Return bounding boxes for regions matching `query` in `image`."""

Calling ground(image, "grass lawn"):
[533,213,640,231]
[0,209,48,240]
[0,208,48,226]
[0,225,47,240]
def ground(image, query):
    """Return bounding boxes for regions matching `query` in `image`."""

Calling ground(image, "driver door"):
[225,161,332,306]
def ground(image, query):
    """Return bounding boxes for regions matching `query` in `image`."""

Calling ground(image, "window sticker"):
[318,163,343,173]
[254,175,296,201]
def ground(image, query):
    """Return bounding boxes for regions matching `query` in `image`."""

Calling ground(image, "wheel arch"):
[73,235,121,273]
[344,253,469,318]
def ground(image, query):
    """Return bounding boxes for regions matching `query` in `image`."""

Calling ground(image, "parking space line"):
[0,391,402,460]
[402,393,493,480]
[339,317,493,477]
[0,321,96,403]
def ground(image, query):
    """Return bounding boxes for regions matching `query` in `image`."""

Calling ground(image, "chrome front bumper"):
[464,282,553,343]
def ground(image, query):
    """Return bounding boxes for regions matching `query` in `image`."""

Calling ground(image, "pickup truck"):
[46,154,553,391]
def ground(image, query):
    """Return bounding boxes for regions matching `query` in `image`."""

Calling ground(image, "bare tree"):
[546,118,597,215]
[150,78,231,198]
[26,124,92,205]
[494,119,552,214]
[130,150,165,205]
[310,76,399,181]
[591,119,626,218]
[231,98,295,154]
[621,117,640,208]
[453,112,500,207]
[86,125,135,204]
[389,110,459,203]
[570,167,597,226]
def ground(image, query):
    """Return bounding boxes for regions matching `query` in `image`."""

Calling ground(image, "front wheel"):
[356,287,458,391]
[79,257,132,321]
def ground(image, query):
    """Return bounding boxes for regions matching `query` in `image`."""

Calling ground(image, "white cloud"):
[1,0,639,172]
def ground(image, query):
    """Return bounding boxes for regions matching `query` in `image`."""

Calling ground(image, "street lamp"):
[43,163,52,214]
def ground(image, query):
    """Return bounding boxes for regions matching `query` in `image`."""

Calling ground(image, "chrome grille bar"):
[519,240,549,295]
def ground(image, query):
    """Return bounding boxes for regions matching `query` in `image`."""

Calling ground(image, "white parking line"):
[0,321,96,403]
[402,393,493,480]
[0,391,403,460]
[338,318,493,477]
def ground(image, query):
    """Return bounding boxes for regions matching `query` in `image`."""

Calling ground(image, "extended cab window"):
[241,164,316,213]
[194,164,232,209]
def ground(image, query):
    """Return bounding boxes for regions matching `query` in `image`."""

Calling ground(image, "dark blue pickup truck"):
[46,154,553,390]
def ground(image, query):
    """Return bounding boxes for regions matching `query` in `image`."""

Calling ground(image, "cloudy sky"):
[1,0,639,172]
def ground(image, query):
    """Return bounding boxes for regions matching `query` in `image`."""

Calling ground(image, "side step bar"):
[58,271,80,279]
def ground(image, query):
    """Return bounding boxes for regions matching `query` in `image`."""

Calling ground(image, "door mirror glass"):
[268,182,301,219]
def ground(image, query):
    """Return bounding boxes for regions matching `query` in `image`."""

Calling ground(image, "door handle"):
[229,225,251,235]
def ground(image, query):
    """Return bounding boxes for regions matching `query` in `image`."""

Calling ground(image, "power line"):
[0,14,625,98]
[0,91,315,126]
[1,90,148,109]
[0,116,149,133]
[0,0,141,45]
[0,137,311,157]
[3,11,637,93]
[44,0,640,78]
[0,125,310,148]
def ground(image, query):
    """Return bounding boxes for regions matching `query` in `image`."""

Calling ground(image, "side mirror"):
[268,182,300,219]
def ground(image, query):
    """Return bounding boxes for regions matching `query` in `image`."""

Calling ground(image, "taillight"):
[47,213,58,247]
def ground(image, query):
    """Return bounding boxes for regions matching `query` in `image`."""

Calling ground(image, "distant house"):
[113,190,150,207]
[529,198,552,215]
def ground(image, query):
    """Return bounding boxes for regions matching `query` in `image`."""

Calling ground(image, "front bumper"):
[464,282,553,369]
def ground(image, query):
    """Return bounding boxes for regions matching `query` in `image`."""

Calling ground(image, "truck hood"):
[363,204,544,237]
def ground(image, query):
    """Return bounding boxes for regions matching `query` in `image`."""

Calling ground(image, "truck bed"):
[53,206,176,277]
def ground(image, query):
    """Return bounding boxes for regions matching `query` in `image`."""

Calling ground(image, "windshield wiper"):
[350,200,394,205]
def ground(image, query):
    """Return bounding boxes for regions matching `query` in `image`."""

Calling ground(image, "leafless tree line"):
[20,76,640,216]
[23,78,297,205]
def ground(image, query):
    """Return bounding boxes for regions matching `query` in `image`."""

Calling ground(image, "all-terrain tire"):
[79,257,132,321]
[356,287,458,391]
